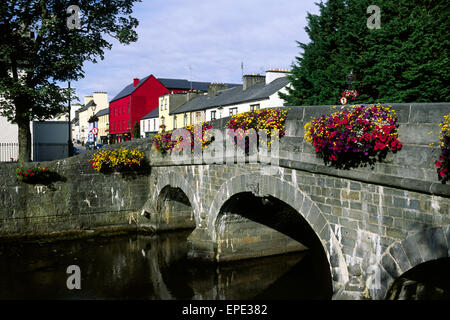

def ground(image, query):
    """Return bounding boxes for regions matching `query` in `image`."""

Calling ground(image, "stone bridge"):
[141,102,450,300]
[1,102,449,300]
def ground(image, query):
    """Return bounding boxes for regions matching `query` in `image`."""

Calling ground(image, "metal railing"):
[0,142,19,162]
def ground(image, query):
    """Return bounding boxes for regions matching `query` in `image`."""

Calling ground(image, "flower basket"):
[153,122,213,155]
[16,167,60,184]
[436,115,449,183]
[340,90,359,105]
[226,108,288,153]
[304,104,403,169]
[90,147,145,173]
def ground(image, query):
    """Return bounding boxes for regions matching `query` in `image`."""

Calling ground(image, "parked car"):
[85,141,95,150]
[95,144,104,150]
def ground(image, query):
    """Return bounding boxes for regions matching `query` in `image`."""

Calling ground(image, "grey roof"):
[95,108,109,117]
[110,74,239,103]
[172,77,290,115]
[141,107,159,120]
[78,100,96,112]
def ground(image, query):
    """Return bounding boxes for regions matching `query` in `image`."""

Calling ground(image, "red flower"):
[436,161,442,168]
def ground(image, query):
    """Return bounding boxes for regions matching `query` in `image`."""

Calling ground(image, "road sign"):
[91,127,98,135]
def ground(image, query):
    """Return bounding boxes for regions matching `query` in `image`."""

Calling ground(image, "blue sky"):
[71,0,321,104]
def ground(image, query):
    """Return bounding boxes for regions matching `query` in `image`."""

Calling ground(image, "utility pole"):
[68,81,73,157]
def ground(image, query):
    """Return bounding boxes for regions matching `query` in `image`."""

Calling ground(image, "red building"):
[108,75,213,143]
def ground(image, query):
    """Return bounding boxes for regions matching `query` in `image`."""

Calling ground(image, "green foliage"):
[0,0,141,161]
[280,0,450,106]
[132,121,140,139]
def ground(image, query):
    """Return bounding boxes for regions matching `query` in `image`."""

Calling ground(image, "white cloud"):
[72,0,320,103]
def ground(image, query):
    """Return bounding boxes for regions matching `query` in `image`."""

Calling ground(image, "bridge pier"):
[187,213,308,262]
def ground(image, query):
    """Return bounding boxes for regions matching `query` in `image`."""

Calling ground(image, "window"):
[122,120,125,131]
[210,111,216,121]
[128,120,131,129]
[250,104,260,111]
[184,114,188,127]
[195,112,201,124]
[229,108,238,116]
[173,116,177,129]
[161,117,165,126]
[118,105,121,115]
[128,103,131,113]
[165,99,168,110]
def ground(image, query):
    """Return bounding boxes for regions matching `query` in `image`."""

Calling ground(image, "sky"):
[71,0,321,105]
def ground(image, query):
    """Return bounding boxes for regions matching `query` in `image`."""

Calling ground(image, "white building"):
[172,69,290,123]
[0,115,20,161]
[77,92,109,144]
[140,107,159,137]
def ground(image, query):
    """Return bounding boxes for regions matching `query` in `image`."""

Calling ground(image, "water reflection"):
[0,231,331,300]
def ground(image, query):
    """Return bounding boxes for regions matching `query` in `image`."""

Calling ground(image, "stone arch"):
[375,226,450,300]
[142,170,201,226]
[206,173,350,299]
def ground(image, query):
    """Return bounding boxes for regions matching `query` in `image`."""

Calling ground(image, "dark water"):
[0,230,332,300]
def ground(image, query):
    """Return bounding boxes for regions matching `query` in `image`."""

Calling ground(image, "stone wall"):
[0,139,153,239]
[144,163,450,299]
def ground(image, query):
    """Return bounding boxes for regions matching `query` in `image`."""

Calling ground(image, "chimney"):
[93,92,108,109]
[265,68,290,84]
[186,90,202,102]
[133,78,140,87]
[84,96,93,106]
[208,83,228,97]
[243,74,265,91]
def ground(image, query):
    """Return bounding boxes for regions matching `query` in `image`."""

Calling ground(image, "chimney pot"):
[208,83,228,97]
[242,74,266,91]
[133,78,139,87]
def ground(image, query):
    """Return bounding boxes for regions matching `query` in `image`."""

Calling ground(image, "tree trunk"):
[17,116,32,164]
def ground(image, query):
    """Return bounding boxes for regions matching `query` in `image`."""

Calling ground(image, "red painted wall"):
[109,95,131,135]
[109,75,187,138]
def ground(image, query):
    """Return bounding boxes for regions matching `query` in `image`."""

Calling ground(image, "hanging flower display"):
[153,122,213,154]
[436,114,449,183]
[340,90,359,105]
[16,166,60,184]
[226,108,288,150]
[304,104,403,169]
[90,147,144,173]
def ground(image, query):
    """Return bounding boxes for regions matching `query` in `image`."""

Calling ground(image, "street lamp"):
[89,102,97,146]
[346,70,356,89]
[68,81,73,157]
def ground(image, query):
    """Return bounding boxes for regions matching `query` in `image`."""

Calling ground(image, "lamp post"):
[89,102,97,147]
[346,70,356,89]
[68,81,73,157]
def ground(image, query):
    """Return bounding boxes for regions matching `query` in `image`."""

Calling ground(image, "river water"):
[0,230,332,300]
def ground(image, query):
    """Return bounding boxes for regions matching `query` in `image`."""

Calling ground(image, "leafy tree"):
[0,0,141,162]
[280,0,450,106]
[132,121,140,139]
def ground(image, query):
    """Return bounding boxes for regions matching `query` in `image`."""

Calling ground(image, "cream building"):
[95,108,109,144]
[172,69,291,123]
[158,91,203,132]
[78,92,109,144]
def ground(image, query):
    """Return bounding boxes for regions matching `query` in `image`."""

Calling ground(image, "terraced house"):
[108,75,234,143]
[170,69,290,126]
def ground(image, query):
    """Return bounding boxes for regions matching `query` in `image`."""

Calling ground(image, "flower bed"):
[436,114,449,183]
[226,108,288,150]
[153,122,213,154]
[16,166,59,184]
[304,104,403,168]
[90,147,144,173]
